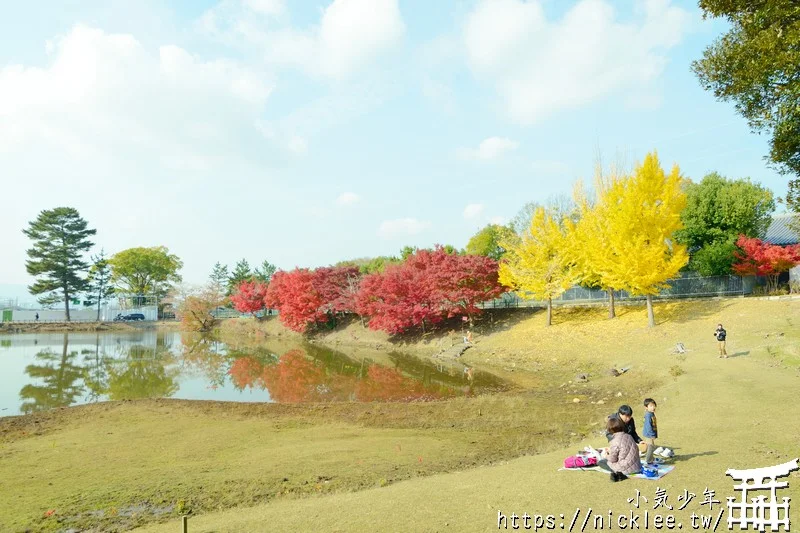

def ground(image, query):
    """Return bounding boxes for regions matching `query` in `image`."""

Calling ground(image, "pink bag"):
[564,455,598,468]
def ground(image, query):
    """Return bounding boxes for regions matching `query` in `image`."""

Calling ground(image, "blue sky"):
[0,0,791,298]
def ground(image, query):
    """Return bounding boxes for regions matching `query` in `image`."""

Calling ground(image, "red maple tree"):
[264,266,361,332]
[733,235,800,292]
[314,266,361,314]
[230,280,269,315]
[355,247,502,334]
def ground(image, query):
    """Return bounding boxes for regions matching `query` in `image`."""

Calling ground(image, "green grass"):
[1,297,797,532]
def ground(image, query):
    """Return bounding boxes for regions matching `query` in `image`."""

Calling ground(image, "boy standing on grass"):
[715,323,728,358]
[643,398,658,465]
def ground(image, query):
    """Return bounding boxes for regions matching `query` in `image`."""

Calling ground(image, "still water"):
[0,331,509,416]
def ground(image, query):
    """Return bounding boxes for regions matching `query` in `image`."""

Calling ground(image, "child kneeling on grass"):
[602,416,642,482]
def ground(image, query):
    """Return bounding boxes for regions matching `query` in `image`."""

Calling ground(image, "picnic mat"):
[559,461,675,480]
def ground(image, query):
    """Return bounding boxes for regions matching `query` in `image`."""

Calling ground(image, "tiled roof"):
[764,214,800,245]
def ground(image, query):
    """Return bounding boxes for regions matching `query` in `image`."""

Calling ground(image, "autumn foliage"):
[265,266,361,333]
[230,280,269,314]
[355,247,502,334]
[732,235,800,292]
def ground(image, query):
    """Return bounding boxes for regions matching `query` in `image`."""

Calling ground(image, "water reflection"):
[20,334,84,414]
[0,332,510,416]
[223,344,509,403]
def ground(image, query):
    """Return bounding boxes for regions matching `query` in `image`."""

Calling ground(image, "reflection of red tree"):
[355,365,456,402]
[228,357,265,390]
[228,349,465,403]
[261,350,327,402]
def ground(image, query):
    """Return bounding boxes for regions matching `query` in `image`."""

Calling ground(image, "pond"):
[0,331,510,417]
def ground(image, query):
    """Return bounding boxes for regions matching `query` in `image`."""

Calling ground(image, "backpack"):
[564,455,598,468]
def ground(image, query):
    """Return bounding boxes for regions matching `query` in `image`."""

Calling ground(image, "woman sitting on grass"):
[602,416,642,482]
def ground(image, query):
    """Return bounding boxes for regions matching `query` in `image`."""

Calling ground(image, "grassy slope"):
[138,298,799,532]
[140,345,800,533]
[0,298,797,531]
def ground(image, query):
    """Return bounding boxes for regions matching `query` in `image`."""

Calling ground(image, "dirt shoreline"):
[0,320,182,334]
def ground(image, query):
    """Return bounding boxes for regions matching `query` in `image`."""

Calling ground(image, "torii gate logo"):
[726,458,799,531]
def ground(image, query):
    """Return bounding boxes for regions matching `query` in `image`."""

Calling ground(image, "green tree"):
[465,224,515,261]
[109,246,183,305]
[692,1,800,179]
[690,240,740,277]
[336,256,401,274]
[675,173,775,275]
[37,292,63,309]
[228,259,253,294]
[254,260,277,283]
[399,246,417,260]
[23,207,96,321]
[85,249,115,321]
[784,179,800,234]
[209,262,229,295]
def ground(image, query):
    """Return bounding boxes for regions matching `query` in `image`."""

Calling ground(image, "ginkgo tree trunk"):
[499,207,579,326]
[590,151,689,327]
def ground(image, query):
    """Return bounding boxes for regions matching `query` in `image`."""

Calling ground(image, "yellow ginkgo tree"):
[590,151,689,327]
[572,159,629,319]
[499,207,579,326]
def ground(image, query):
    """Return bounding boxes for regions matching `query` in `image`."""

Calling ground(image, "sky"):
[0,0,792,300]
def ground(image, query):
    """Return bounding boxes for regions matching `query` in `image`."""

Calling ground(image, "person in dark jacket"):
[714,323,727,358]
[605,405,646,454]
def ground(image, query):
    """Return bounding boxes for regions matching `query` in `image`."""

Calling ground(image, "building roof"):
[764,214,800,245]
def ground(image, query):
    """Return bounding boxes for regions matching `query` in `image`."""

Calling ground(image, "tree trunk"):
[608,289,616,319]
[96,288,102,322]
[646,294,655,328]
[64,286,71,322]
[546,298,552,326]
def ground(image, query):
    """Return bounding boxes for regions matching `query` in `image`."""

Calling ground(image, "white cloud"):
[459,137,519,161]
[377,218,431,239]
[202,0,405,80]
[463,203,485,219]
[463,0,691,124]
[336,192,360,206]
[0,24,273,168]
[0,24,285,285]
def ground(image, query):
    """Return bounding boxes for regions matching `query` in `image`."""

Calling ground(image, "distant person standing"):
[35,312,39,321]
[714,323,727,358]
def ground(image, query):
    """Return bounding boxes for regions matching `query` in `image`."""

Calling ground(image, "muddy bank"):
[0,320,182,334]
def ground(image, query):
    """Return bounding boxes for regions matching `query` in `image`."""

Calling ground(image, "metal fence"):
[480,275,745,308]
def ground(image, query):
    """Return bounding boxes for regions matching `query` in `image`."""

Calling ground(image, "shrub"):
[669,365,685,378]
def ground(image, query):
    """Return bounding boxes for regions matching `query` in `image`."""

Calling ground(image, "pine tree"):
[227,259,253,295]
[23,207,96,321]
[209,262,229,295]
[254,260,277,283]
[86,249,115,321]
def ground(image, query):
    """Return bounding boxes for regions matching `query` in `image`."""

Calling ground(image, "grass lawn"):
[1,297,797,532]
